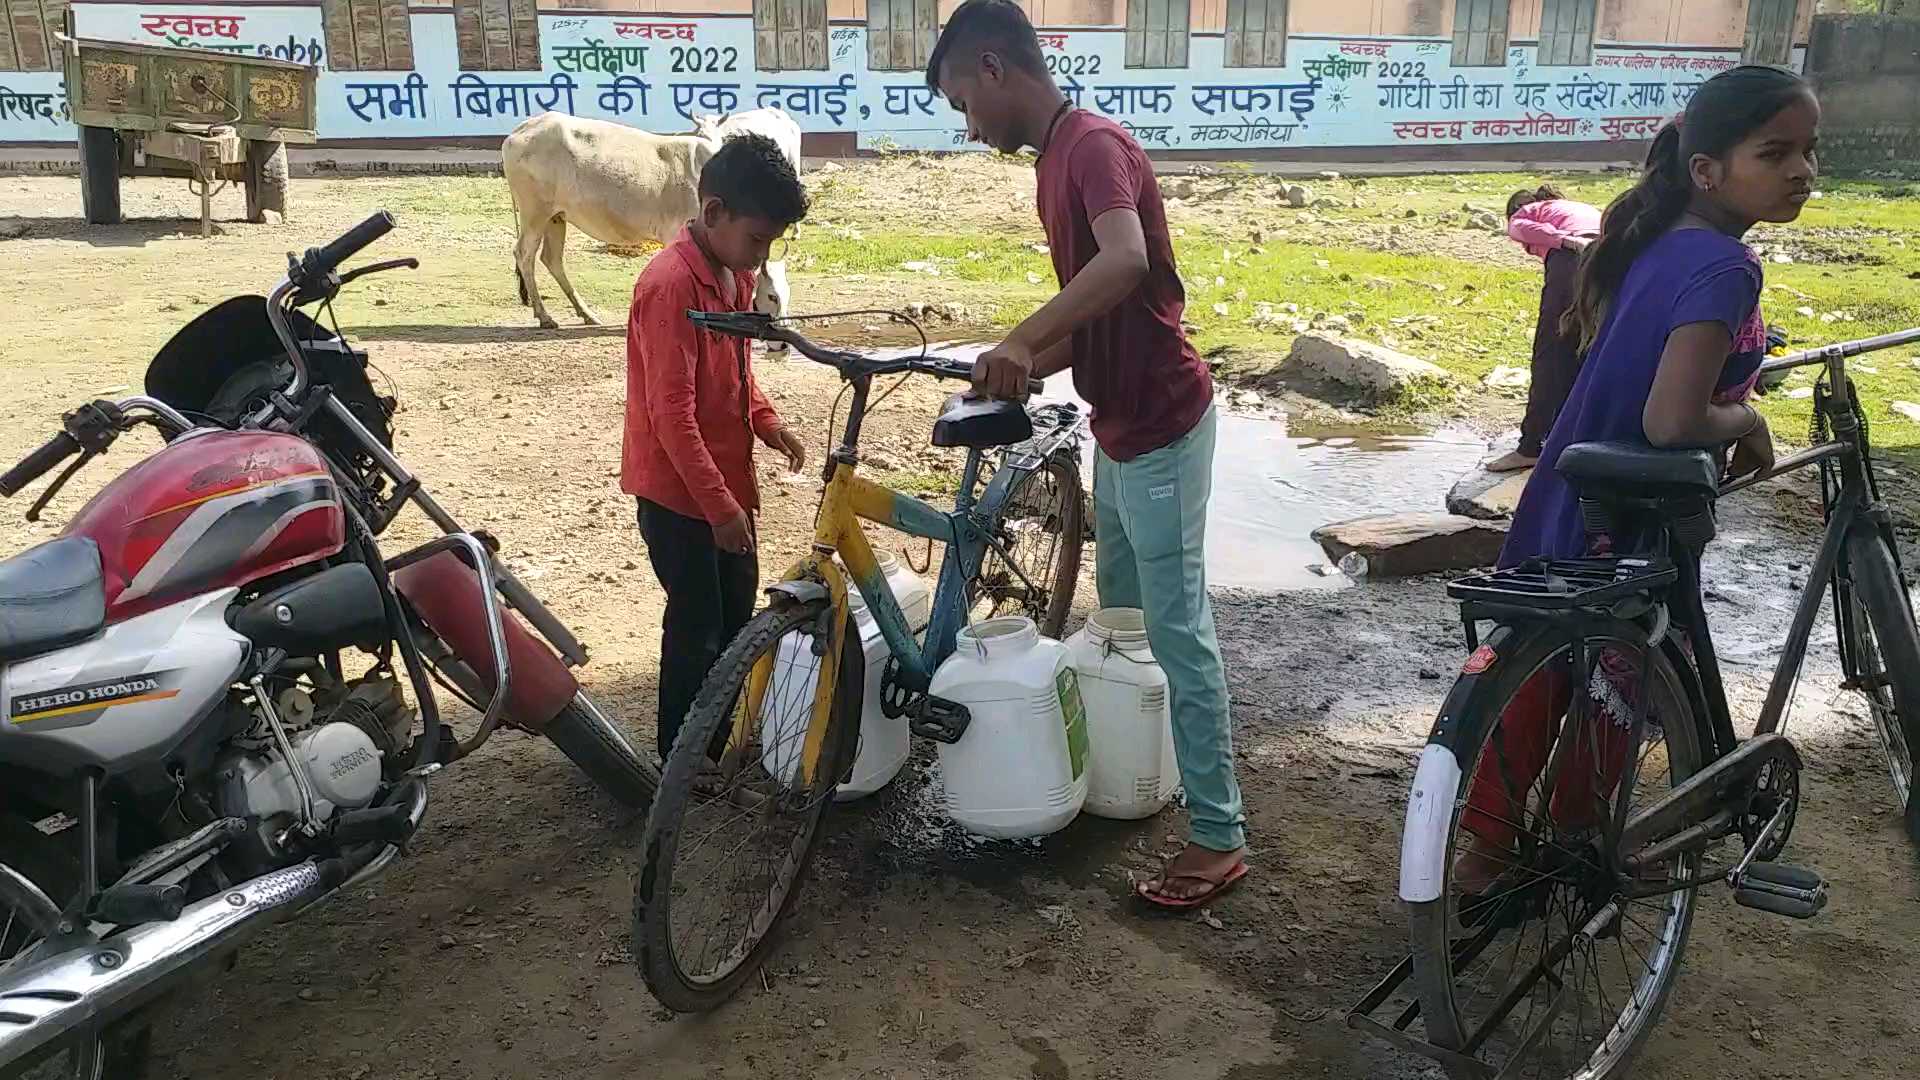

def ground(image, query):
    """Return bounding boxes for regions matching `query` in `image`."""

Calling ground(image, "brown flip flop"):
[1134,859,1250,911]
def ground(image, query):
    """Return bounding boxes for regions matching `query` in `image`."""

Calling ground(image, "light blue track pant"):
[1092,406,1246,852]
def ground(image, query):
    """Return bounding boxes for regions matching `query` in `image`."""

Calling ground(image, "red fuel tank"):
[62,430,345,623]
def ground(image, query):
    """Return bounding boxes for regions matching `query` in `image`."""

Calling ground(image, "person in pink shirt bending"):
[1486,185,1604,472]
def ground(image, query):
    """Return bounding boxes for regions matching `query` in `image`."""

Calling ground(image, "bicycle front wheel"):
[1841,529,1920,841]
[1404,623,1706,1080]
[974,451,1084,638]
[633,599,857,1013]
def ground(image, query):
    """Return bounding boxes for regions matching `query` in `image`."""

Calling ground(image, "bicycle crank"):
[1726,798,1829,920]
[878,656,972,743]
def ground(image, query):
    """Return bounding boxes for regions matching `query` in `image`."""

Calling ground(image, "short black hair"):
[698,132,808,226]
[926,0,1048,91]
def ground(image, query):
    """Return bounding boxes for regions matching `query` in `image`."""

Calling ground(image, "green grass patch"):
[325,171,1920,448]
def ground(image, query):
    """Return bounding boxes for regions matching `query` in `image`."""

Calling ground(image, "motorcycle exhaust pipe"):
[0,780,427,1069]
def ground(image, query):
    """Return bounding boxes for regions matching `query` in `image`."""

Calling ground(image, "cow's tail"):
[507,179,531,306]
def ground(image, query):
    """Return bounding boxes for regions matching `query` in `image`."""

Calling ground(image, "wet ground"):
[4,178,1919,1080]
[1205,422,1486,589]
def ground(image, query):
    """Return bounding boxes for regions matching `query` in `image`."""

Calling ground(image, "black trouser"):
[1520,247,1585,458]
[637,498,758,759]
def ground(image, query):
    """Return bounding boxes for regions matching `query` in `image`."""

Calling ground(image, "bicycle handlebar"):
[1761,326,1920,375]
[688,310,1046,397]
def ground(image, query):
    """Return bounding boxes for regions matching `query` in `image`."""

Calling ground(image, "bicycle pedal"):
[1733,862,1828,920]
[1743,862,1824,891]
[908,694,972,744]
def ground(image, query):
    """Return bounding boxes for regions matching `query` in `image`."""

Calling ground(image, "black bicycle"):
[1351,327,1920,1079]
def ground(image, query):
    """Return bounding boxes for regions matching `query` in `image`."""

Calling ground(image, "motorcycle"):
[0,212,659,1078]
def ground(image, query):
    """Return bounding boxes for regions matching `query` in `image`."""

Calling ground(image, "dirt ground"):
[3,172,1920,1080]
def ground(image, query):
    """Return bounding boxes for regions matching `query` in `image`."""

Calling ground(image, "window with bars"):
[453,0,540,72]
[1536,0,1594,66]
[755,0,827,72]
[1126,0,1189,69]
[320,0,416,72]
[1450,0,1509,67]
[1224,0,1286,67]
[1744,0,1798,65]
[0,0,67,72]
[867,0,935,72]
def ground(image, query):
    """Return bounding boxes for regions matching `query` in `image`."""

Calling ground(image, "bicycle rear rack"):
[1449,556,1677,610]
[1449,556,1677,649]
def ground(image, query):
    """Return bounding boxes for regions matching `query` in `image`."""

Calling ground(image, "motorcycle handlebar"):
[302,211,395,283]
[0,431,81,498]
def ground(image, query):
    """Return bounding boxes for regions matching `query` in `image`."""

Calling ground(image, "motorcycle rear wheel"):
[0,817,152,1080]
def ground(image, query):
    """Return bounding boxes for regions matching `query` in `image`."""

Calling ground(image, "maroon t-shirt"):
[1035,109,1212,462]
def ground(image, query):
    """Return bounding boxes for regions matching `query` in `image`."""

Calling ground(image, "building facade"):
[0,0,1811,153]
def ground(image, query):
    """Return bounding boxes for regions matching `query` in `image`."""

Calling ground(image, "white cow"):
[704,108,803,338]
[503,111,724,330]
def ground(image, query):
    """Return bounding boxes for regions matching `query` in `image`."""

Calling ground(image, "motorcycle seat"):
[0,537,106,664]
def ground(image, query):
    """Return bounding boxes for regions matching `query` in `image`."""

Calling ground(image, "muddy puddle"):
[1034,370,1490,591]
[1199,418,1487,590]
[821,339,1498,592]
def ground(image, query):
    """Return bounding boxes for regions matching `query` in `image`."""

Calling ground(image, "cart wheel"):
[78,126,122,226]
[244,140,289,223]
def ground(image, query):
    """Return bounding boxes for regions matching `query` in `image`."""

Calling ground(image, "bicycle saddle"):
[931,393,1033,449]
[1558,441,1719,500]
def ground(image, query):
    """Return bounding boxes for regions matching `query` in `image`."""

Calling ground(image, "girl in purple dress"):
[1456,65,1821,889]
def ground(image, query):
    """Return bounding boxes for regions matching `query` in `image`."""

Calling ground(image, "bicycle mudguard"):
[1400,626,1534,905]
[766,579,829,605]
[1400,743,1463,903]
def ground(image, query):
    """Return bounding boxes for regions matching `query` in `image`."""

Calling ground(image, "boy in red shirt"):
[929,0,1248,908]
[622,133,809,760]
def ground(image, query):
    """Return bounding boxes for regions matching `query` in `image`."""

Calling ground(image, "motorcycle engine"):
[214,683,388,838]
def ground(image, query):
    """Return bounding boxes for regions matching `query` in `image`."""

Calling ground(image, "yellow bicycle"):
[634,312,1086,1011]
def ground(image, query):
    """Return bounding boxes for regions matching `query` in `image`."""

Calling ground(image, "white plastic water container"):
[1066,608,1179,819]
[930,616,1089,839]
[760,552,931,798]
[853,550,933,635]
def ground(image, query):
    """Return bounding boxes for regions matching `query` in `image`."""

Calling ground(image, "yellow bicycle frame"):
[736,431,1012,786]
[735,464,913,787]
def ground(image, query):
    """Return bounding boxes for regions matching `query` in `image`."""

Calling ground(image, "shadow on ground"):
[353,322,626,345]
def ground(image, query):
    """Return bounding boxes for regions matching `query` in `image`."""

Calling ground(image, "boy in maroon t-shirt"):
[928,0,1248,909]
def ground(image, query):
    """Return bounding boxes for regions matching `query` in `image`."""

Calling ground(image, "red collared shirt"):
[621,227,785,525]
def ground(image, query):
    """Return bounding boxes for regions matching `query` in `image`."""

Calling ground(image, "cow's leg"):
[756,259,790,354]
[541,217,603,326]
[515,207,560,330]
